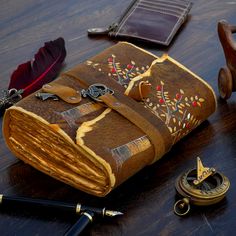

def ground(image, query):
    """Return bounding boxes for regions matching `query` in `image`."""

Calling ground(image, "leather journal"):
[88,0,192,46]
[3,42,216,196]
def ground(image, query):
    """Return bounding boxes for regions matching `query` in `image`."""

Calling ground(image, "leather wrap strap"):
[63,70,172,163]
[100,93,167,163]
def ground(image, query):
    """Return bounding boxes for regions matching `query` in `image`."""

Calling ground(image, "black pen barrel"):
[80,205,103,215]
[0,195,121,217]
[64,211,94,236]
[1,195,76,213]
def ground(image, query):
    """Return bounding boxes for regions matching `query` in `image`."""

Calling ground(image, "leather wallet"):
[88,0,192,46]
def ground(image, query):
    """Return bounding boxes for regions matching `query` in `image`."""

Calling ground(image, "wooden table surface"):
[1,0,236,235]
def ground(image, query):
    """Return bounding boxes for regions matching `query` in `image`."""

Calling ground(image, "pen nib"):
[105,210,124,217]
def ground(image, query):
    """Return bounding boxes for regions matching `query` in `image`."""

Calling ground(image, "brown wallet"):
[88,0,192,46]
[3,42,216,197]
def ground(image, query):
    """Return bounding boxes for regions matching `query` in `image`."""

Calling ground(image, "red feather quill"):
[8,37,66,97]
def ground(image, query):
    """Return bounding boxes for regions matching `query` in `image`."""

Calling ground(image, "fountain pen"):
[0,194,123,217]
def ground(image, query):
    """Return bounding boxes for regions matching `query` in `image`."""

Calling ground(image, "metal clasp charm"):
[0,88,24,114]
[35,92,59,101]
[81,84,114,102]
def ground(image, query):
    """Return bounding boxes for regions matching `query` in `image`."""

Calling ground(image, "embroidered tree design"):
[86,57,205,143]
[144,81,205,141]
[86,54,149,87]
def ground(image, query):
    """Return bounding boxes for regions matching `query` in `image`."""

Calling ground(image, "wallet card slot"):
[137,3,184,16]
[136,6,182,18]
[158,0,191,8]
[140,0,189,12]
[137,3,183,17]
[156,0,191,7]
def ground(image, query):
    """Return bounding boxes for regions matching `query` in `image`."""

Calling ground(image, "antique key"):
[174,157,230,216]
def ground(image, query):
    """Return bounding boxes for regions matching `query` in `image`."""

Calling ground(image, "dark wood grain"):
[1,0,236,235]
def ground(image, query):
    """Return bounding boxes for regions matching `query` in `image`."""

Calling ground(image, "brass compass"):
[174,157,230,216]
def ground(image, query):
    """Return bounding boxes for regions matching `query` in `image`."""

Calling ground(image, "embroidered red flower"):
[186,123,191,129]
[156,85,162,91]
[159,98,164,104]
[176,93,181,100]
[192,101,197,107]
[111,67,116,73]
[108,58,113,62]
[127,64,133,69]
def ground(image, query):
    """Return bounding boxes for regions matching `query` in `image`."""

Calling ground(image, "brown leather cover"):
[109,0,192,46]
[3,42,216,196]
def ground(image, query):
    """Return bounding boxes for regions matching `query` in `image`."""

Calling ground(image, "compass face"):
[179,168,230,200]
